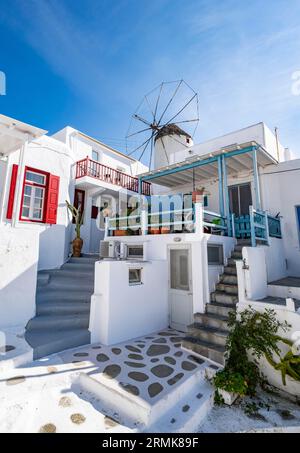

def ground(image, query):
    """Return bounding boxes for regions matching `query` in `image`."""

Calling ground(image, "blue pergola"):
[138,143,277,226]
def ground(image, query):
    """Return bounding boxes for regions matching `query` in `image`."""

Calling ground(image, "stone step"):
[40,269,94,281]
[38,277,94,292]
[37,301,90,316]
[61,262,95,272]
[219,274,238,285]
[36,288,93,304]
[223,266,237,276]
[237,239,251,245]
[233,244,245,252]
[211,291,238,305]
[182,337,225,366]
[215,282,238,295]
[68,256,99,264]
[231,251,242,260]
[206,302,235,318]
[187,324,228,347]
[148,380,214,433]
[25,328,91,359]
[78,355,208,429]
[227,257,239,266]
[26,313,90,332]
[194,313,230,332]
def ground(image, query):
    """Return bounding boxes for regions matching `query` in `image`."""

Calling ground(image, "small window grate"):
[207,244,224,265]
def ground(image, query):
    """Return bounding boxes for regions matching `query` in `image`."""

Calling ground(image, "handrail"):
[75,157,151,196]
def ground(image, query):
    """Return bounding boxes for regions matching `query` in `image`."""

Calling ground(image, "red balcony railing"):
[75,157,151,196]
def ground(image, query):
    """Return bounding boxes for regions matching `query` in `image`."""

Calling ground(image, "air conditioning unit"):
[99,240,121,259]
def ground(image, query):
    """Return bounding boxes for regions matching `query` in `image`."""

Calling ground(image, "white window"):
[129,268,142,285]
[116,166,125,173]
[21,170,46,221]
[207,244,224,265]
[92,150,99,161]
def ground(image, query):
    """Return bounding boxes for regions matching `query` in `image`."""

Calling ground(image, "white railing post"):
[194,202,203,235]
[249,205,256,247]
[141,208,148,235]
[104,217,109,239]
[231,213,235,238]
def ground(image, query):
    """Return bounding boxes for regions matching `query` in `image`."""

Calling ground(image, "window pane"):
[33,209,42,219]
[24,185,32,196]
[35,187,44,198]
[23,195,31,207]
[22,207,30,217]
[229,186,239,216]
[170,249,189,291]
[92,150,99,161]
[239,184,252,215]
[34,197,43,209]
[25,171,45,185]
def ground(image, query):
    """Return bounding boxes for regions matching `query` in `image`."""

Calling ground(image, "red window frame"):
[19,167,49,223]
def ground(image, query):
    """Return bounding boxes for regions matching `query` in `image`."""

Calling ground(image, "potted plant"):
[192,186,205,203]
[66,200,84,257]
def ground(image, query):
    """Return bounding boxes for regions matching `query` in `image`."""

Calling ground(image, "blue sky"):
[0,0,300,157]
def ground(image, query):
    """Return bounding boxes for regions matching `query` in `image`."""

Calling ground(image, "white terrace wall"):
[90,259,168,344]
[236,242,287,301]
[107,232,236,314]
[0,226,38,328]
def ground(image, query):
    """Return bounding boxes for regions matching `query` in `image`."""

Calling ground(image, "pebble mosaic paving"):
[0,329,210,433]
[59,329,208,405]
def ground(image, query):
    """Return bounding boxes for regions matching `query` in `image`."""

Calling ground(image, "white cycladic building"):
[0,114,300,373]
[0,114,148,330]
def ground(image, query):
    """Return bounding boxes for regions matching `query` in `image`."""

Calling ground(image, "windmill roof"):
[155,123,192,141]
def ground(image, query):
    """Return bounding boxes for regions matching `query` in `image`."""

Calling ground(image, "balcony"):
[105,203,282,243]
[75,157,151,196]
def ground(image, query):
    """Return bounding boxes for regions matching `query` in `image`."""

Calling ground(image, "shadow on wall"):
[0,263,37,329]
[38,224,69,270]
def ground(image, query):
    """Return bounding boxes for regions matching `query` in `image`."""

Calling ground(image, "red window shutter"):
[6,164,18,219]
[45,174,60,224]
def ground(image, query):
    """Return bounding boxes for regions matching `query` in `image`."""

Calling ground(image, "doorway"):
[229,183,252,216]
[168,245,193,332]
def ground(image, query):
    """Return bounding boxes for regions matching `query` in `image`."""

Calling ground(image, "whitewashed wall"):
[261,160,300,277]
[89,259,168,344]
[0,226,39,328]
[167,122,286,165]
[108,232,235,314]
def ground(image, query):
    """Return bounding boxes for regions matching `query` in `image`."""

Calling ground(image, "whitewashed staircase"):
[25,255,98,359]
[182,240,250,365]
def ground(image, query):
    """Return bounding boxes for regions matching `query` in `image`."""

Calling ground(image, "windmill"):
[125,80,199,170]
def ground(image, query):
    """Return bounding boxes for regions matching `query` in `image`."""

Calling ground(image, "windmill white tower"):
[126,80,199,171]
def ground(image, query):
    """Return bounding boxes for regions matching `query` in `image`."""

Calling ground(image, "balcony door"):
[229,183,252,216]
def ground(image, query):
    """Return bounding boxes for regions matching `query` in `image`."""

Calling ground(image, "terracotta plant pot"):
[148,227,161,235]
[72,237,83,257]
[114,230,127,236]
[160,227,170,234]
[192,190,205,203]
